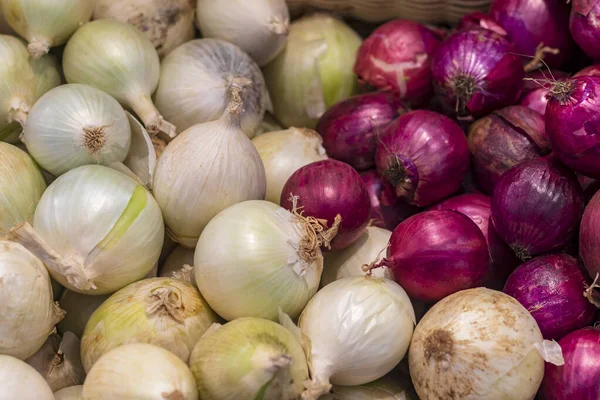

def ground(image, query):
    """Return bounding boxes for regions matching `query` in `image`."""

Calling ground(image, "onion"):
[252,127,328,205]
[93,0,196,58]
[82,343,197,399]
[0,355,54,399]
[354,20,441,104]
[467,105,550,195]
[158,245,195,286]
[189,317,308,399]
[575,64,600,78]
[503,254,596,340]
[431,28,524,119]
[381,210,489,302]
[540,327,600,400]
[280,159,371,250]
[519,70,569,116]
[7,165,165,295]
[327,367,418,400]
[262,13,362,129]
[81,277,218,372]
[375,110,470,207]
[63,19,175,141]
[57,290,108,339]
[409,288,564,400]
[570,1,600,61]
[155,38,271,138]
[316,91,405,171]
[196,0,289,66]
[54,386,83,400]
[153,92,266,248]
[0,143,46,234]
[491,157,585,260]
[458,12,507,36]
[122,111,157,189]
[579,189,600,279]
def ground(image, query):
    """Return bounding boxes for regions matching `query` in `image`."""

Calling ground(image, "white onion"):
[23,84,131,177]
[153,93,266,248]
[0,142,46,235]
[189,317,308,399]
[252,127,327,204]
[7,165,165,295]
[409,288,564,400]
[154,38,271,137]
[63,19,175,141]
[321,226,393,287]
[93,0,196,58]
[196,0,289,66]
[159,245,196,287]
[82,343,198,399]
[54,385,83,400]
[295,276,415,398]
[194,200,327,321]
[0,354,54,400]
[57,291,109,339]
[0,240,64,360]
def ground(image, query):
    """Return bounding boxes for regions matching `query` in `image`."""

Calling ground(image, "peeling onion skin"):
[570,1,600,61]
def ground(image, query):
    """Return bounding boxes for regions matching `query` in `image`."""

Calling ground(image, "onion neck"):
[252,349,298,400]
[27,39,51,59]
[129,94,176,141]
[269,17,290,36]
[549,79,575,104]
[145,286,186,323]
[8,98,29,127]
[382,155,418,204]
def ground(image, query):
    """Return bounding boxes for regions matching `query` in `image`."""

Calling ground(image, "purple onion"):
[316,91,406,171]
[575,64,600,78]
[579,175,600,203]
[570,1,600,61]
[383,210,489,302]
[374,110,469,207]
[468,105,550,195]
[360,170,420,231]
[540,327,600,400]
[354,20,441,104]
[491,157,585,260]
[579,189,600,279]
[519,70,569,116]
[280,159,371,251]
[458,12,507,36]
[503,254,596,340]
[431,28,524,119]
[546,76,600,178]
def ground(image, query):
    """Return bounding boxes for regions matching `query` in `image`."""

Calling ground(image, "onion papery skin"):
[431,28,524,119]
[468,105,550,195]
[360,169,420,231]
[57,290,108,339]
[316,91,405,171]
[503,254,596,340]
[81,277,218,372]
[409,288,551,400]
[546,76,600,178]
[158,245,195,286]
[386,210,489,302]
[579,189,600,278]
[458,12,507,36]
[280,159,371,250]
[354,20,441,105]
[374,110,470,207]
[540,327,600,400]
[0,355,54,400]
[570,1,600,61]
[519,70,569,116]
[490,0,574,68]
[491,157,584,260]
[155,38,271,137]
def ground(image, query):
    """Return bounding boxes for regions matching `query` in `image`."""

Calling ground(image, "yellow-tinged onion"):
[56,290,108,339]
[81,277,218,372]
[54,385,83,400]
[252,127,328,204]
[0,355,54,399]
[409,288,565,400]
[158,245,196,287]
[189,317,308,400]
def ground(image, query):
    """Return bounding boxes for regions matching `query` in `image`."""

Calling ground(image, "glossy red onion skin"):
[570,1,600,60]
[546,76,600,178]
[458,12,507,36]
[316,92,405,171]
[575,64,600,78]
[540,327,600,400]
[431,29,524,118]
[490,0,574,68]
[360,170,420,231]
[280,159,371,251]
[374,110,469,207]
[491,157,585,260]
[503,254,596,340]
[468,105,550,195]
[354,20,441,104]
[385,210,489,302]
[579,189,600,278]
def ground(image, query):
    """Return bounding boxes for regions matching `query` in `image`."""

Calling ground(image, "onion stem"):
[27,39,51,59]
[129,94,176,141]
[8,98,29,127]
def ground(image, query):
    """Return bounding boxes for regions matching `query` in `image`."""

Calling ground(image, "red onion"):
[374,110,469,207]
[380,210,489,302]
[503,254,596,340]
[316,91,406,171]
[280,159,371,251]
[546,76,600,178]
[540,327,600,400]
[431,29,524,119]
[490,0,575,69]
[354,20,442,104]
[575,64,600,78]
[360,170,420,231]
[428,194,519,289]
[519,70,569,116]
[458,12,507,36]
[579,189,600,279]
[570,1,600,61]
[468,105,550,195]
[491,157,585,260]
